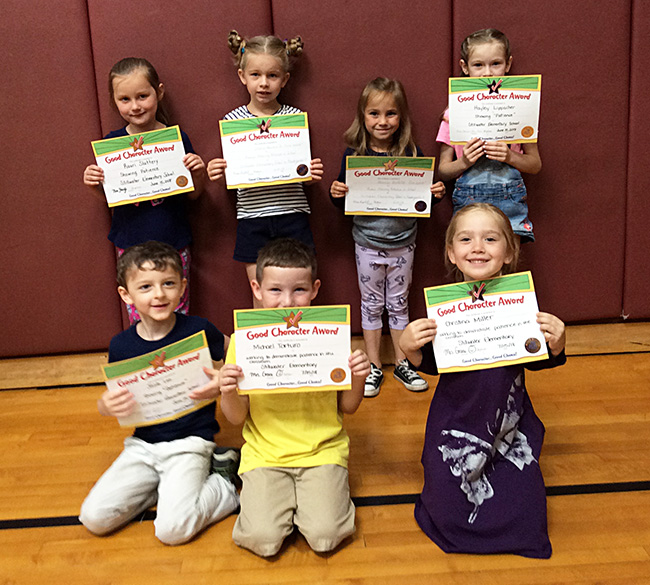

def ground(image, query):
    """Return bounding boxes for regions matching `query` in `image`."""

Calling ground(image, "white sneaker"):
[393,360,429,392]
[364,363,384,397]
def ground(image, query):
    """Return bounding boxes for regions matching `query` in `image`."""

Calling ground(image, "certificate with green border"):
[91,125,194,207]
[102,332,214,427]
[345,156,435,217]
[448,75,541,144]
[424,271,548,373]
[227,305,351,394]
[219,113,312,189]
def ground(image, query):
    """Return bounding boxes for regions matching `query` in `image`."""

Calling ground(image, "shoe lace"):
[398,363,420,382]
[367,366,382,383]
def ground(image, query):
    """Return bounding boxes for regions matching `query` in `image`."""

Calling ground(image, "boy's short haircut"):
[255,238,317,283]
[116,241,184,288]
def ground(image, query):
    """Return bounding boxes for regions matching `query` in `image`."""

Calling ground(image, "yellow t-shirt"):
[239,390,349,474]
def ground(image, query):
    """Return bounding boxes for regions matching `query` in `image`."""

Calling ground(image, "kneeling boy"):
[79,241,239,545]
[218,238,371,557]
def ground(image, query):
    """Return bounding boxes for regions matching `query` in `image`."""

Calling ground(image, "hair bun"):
[228,29,244,55]
[284,35,304,57]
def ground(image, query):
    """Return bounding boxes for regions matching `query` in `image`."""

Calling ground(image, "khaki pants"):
[233,464,355,556]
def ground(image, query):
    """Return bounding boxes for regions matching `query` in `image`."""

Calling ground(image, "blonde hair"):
[343,77,417,156]
[460,28,512,77]
[108,57,169,125]
[445,203,520,279]
[227,29,303,72]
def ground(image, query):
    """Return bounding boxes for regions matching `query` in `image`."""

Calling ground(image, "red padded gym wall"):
[271,0,454,328]
[624,2,650,319]
[86,0,273,333]
[451,0,630,321]
[0,0,122,357]
[1,1,647,359]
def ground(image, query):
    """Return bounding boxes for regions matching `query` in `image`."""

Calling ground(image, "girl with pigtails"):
[207,31,323,299]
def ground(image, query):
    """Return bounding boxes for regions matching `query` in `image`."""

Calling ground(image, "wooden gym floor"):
[0,322,649,584]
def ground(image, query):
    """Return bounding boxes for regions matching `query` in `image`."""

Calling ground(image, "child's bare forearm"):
[220,392,249,425]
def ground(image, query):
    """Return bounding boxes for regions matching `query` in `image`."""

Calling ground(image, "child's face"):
[364,91,400,152]
[112,71,163,132]
[447,210,513,281]
[251,266,320,309]
[461,41,512,77]
[238,53,290,111]
[118,262,186,323]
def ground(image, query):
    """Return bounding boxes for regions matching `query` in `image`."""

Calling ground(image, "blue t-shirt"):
[105,126,194,249]
[108,313,225,443]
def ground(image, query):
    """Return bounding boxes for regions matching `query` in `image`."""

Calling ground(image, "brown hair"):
[108,57,169,125]
[116,241,183,288]
[343,77,417,156]
[460,28,511,77]
[227,30,303,72]
[255,238,317,283]
[445,203,520,279]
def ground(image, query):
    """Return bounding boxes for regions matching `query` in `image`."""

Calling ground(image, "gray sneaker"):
[212,446,241,489]
[364,363,384,397]
[393,360,429,392]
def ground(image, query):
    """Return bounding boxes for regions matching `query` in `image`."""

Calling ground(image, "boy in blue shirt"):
[79,241,239,545]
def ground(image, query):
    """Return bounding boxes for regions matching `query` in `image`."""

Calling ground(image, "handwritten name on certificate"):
[345,157,435,217]
[425,271,548,373]
[92,125,194,207]
[102,332,214,427]
[448,75,541,144]
[219,113,312,189]
[228,305,351,394]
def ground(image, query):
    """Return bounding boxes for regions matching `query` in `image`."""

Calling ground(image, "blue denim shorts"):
[234,212,315,263]
[452,180,534,242]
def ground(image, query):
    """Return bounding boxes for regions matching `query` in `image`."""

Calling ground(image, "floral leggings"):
[355,243,415,331]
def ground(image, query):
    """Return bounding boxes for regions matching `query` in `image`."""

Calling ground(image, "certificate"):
[228,305,351,394]
[219,113,312,189]
[424,271,548,373]
[92,125,194,207]
[345,156,435,217]
[102,332,214,427]
[448,75,541,144]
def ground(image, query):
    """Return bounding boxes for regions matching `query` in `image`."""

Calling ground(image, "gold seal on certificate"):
[448,75,541,144]
[227,305,351,394]
[424,271,548,373]
[102,332,214,427]
[219,113,312,189]
[345,156,435,217]
[91,125,194,207]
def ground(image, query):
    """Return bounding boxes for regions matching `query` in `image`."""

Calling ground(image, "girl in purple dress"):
[400,203,566,558]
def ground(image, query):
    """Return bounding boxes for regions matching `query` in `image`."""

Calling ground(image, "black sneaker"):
[212,446,241,489]
[364,363,384,398]
[393,360,429,392]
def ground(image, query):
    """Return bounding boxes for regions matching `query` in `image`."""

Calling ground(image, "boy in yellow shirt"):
[217,238,370,557]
